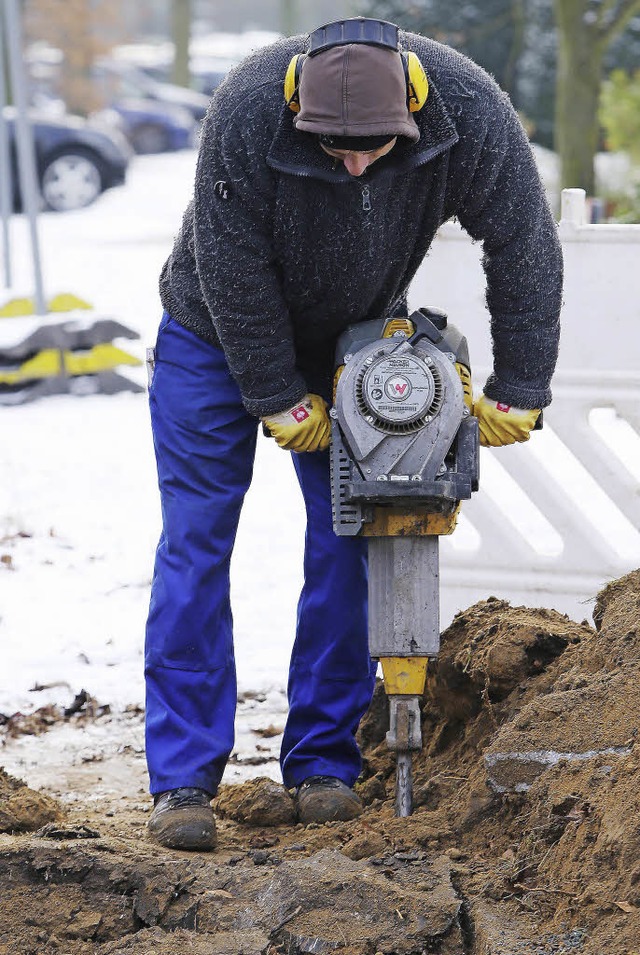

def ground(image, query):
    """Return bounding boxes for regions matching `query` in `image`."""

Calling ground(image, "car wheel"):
[41,150,104,212]
[130,123,170,154]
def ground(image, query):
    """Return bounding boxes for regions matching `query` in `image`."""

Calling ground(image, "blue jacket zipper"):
[362,185,372,212]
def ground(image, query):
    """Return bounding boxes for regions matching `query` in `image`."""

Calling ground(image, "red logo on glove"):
[291,405,310,423]
[496,402,511,413]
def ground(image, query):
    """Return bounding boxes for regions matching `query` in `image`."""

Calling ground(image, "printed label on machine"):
[361,354,437,425]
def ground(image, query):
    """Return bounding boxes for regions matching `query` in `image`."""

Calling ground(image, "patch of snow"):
[0,150,303,791]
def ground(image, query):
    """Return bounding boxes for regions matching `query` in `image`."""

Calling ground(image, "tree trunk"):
[554,0,603,194]
[503,0,527,102]
[172,0,191,89]
[281,0,296,36]
[555,0,640,194]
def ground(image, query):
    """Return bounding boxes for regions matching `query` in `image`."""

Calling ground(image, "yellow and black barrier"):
[0,294,144,405]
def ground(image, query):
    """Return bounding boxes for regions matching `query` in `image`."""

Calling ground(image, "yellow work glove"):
[261,393,331,452]
[455,362,473,412]
[473,394,541,448]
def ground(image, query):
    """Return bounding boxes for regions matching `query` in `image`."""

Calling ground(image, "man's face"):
[319,137,398,177]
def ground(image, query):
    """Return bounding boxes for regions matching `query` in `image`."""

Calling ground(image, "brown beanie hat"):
[293,44,420,143]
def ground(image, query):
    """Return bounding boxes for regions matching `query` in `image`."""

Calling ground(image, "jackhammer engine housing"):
[329,306,480,814]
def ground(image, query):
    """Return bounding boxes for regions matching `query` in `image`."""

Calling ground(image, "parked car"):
[109,32,284,94]
[91,99,197,155]
[91,59,210,153]
[4,106,131,212]
[133,55,236,97]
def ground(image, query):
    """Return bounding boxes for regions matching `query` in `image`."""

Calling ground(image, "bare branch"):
[598,0,640,44]
[597,0,623,24]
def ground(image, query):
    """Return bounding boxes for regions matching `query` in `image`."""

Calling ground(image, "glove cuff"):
[262,396,314,426]
[480,396,535,417]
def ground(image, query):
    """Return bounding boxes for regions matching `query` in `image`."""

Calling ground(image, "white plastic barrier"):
[408,188,640,625]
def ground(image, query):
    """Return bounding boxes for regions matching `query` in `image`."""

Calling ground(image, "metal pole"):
[0,7,12,287]
[395,751,413,817]
[4,0,46,314]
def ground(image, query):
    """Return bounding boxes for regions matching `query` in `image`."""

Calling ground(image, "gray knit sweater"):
[159,32,562,417]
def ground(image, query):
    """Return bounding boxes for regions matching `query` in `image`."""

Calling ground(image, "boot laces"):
[161,787,211,809]
[299,775,343,792]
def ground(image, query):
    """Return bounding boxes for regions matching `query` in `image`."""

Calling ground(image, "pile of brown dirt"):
[353,571,640,955]
[0,570,639,954]
[0,767,64,833]
[214,775,296,826]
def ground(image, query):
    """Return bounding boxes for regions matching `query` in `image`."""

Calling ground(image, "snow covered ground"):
[0,150,303,789]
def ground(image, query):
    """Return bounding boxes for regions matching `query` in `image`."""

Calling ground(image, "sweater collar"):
[266,76,458,183]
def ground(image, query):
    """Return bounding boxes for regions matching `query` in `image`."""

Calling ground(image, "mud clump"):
[214,776,296,826]
[341,828,388,860]
[0,767,63,833]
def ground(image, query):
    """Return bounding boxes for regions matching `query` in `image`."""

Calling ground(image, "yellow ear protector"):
[284,53,306,113]
[403,50,429,113]
[284,18,428,115]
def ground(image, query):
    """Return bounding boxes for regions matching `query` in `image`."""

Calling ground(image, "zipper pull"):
[362,185,372,212]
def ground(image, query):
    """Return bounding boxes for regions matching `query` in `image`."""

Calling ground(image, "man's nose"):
[343,153,370,177]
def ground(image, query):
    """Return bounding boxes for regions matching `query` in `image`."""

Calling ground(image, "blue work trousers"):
[145,313,376,796]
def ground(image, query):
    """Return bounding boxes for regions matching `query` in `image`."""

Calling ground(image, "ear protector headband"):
[284,18,429,115]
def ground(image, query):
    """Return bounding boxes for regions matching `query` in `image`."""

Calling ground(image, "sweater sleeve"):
[192,86,307,417]
[456,93,563,409]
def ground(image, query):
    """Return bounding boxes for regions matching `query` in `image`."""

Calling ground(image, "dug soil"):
[1,571,639,954]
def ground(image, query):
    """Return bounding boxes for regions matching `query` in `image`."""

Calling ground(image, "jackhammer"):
[330,307,479,816]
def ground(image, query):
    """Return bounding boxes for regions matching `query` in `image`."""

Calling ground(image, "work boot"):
[148,787,216,851]
[295,775,363,825]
